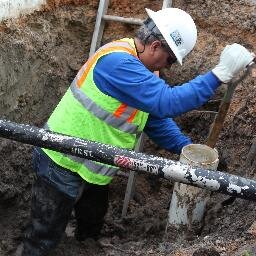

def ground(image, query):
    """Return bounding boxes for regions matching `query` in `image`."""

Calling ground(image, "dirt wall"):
[0,0,255,255]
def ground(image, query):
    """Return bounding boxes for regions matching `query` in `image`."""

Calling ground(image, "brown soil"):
[0,0,255,255]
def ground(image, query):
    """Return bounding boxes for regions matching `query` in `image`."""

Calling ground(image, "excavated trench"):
[0,0,255,255]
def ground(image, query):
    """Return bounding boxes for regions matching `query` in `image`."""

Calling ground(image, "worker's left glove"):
[212,43,254,83]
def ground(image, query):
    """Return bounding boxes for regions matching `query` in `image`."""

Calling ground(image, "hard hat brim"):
[145,8,183,65]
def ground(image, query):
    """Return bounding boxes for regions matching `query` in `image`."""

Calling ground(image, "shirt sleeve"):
[94,52,221,119]
[144,115,192,154]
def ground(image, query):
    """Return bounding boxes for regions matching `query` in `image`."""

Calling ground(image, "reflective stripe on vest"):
[68,155,118,177]
[70,81,139,134]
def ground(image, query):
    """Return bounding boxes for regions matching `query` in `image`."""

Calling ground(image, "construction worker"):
[18,7,254,256]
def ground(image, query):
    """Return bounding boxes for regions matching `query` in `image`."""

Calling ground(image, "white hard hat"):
[145,8,197,65]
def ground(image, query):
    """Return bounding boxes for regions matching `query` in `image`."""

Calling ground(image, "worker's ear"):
[149,40,162,55]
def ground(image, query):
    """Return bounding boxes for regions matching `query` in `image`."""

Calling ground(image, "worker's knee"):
[75,184,109,220]
[74,184,109,241]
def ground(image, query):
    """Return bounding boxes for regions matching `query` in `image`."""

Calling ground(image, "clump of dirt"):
[0,0,255,255]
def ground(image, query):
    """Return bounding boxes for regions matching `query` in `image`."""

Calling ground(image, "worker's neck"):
[134,38,152,71]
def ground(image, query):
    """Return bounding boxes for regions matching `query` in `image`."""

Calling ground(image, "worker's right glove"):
[212,43,254,83]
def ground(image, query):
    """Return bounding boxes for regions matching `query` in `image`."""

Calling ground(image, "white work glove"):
[212,43,254,83]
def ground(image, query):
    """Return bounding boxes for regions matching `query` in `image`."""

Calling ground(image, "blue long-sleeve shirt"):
[93,51,221,154]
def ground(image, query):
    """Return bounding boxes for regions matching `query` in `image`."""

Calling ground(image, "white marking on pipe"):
[227,184,242,194]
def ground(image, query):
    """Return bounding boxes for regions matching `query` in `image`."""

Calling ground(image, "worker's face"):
[146,41,177,71]
[162,45,177,66]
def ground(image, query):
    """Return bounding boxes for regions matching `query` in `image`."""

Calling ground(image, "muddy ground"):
[0,0,255,255]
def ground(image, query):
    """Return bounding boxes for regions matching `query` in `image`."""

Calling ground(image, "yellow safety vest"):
[43,38,149,185]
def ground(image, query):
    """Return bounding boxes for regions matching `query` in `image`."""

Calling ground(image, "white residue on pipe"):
[162,163,220,190]
[227,184,242,194]
[40,131,66,143]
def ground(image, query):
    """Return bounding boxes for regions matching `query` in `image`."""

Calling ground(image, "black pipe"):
[0,119,255,201]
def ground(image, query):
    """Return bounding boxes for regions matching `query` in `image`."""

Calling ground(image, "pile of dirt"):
[0,0,255,255]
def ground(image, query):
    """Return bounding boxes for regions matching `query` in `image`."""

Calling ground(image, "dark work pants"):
[22,148,109,256]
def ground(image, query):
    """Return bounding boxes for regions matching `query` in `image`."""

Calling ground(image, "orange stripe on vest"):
[114,103,128,118]
[77,46,137,88]
[127,109,138,123]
